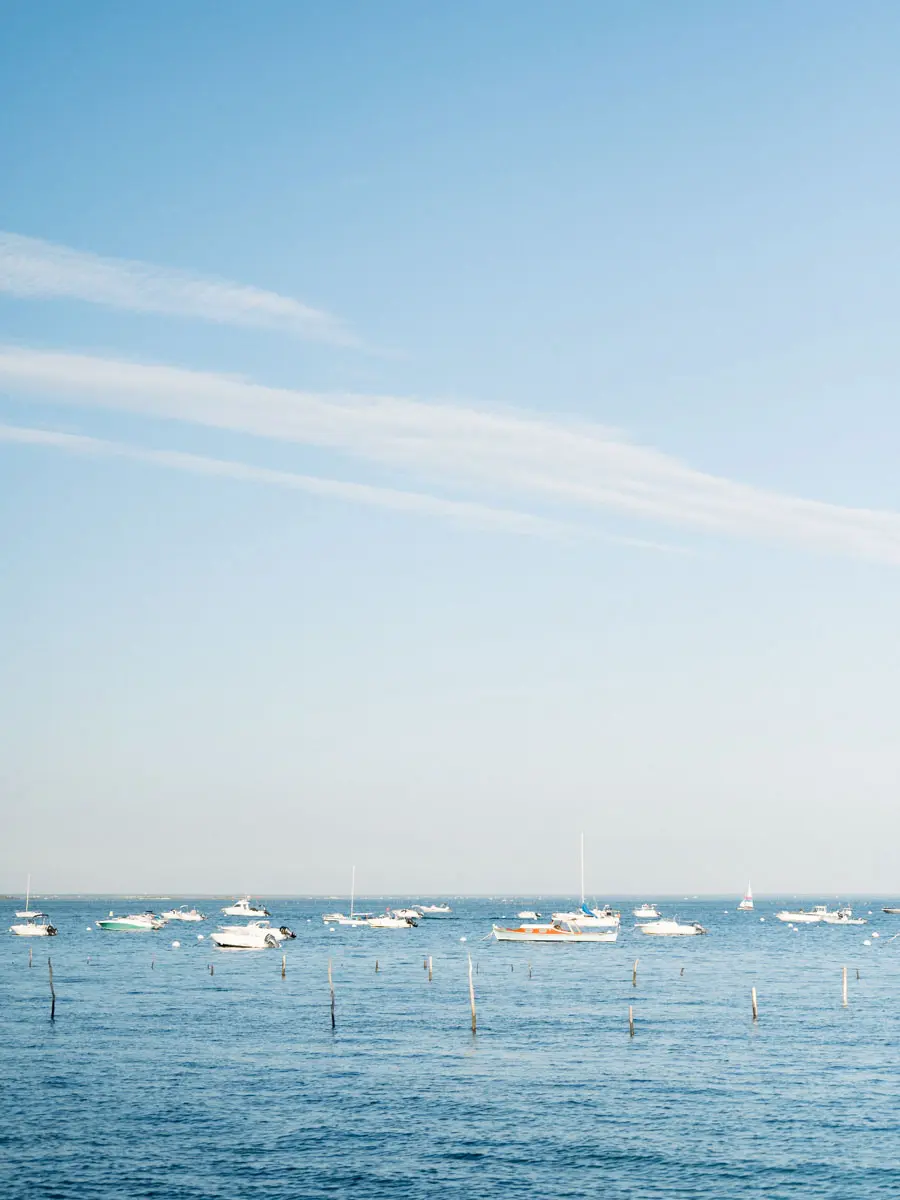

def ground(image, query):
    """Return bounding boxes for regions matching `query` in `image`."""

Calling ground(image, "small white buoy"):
[460,936,467,943]
[197,934,204,940]
[863,939,871,946]
[869,911,873,915]
[171,940,180,948]
[873,931,880,938]
[86,927,92,932]
[759,917,765,923]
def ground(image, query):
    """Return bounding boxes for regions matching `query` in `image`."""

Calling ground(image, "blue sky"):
[2,3,900,894]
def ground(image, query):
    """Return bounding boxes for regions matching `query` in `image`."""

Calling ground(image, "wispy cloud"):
[0,422,569,539]
[0,232,357,345]
[2,344,900,564]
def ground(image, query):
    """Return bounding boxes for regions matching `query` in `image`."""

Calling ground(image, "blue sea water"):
[2,896,899,1199]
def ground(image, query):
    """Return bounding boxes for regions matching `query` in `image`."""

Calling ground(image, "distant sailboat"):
[738,882,753,911]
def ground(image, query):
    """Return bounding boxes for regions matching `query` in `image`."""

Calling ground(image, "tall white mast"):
[25,873,30,914]
[350,865,356,919]
[580,833,585,907]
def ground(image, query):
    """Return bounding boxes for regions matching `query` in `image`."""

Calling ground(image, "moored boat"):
[638,918,706,936]
[211,920,293,949]
[161,905,206,922]
[775,905,828,924]
[96,912,166,931]
[416,903,452,915]
[492,919,617,943]
[517,910,541,920]
[633,904,659,919]
[222,896,270,917]
[821,906,866,925]
[367,910,417,928]
[738,882,754,911]
[884,907,900,914]
[10,912,57,937]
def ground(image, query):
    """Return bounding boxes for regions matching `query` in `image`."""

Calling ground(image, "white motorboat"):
[222,896,270,917]
[322,867,369,924]
[96,912,166,931]
[493,919,617,943]
[161,905,206,922]
[211,920,293,949]
[738,882,754,911]
[638,918,706,937]
[633,904,660,919]
[517,910,541,920]
[776,905,828,924]
[822,906,866,925]
[367,911,417,928]
[416,903,452,915]
[10,912,57,937]
[392,908,423,921]
[15,874,40,919]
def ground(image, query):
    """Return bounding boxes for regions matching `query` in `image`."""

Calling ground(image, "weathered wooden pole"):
[751,986,758,1022]
[528,961,532,979]
[632,958,639,988]
[375,959,379,973]
[428,955,433,982]
[468,954,477,1033]
[842,965,848,1008]
[328,958,336,1029]
[281,953,286,979]
[28,947,32,968]
[628,1005,634,1037]
[209,962,214,976]
[48,957,56,1021]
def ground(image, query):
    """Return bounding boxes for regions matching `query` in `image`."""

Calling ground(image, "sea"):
[2,895,899,1199]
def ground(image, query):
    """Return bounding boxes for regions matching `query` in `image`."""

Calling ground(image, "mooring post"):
[468,954,477,1034]
[48,957,56,1021]
[528,961,532,979]
[28,947,32,968]
[629,1005,634,1038]
[751,986,758,1022]
[281,953,286,979]
[428,955,433,982]
[842,965,848,1008]
[632,958,639,988]
[375,959,379,973]
[329,958,336,1029]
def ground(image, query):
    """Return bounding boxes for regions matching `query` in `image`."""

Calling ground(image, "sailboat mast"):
[350,865,355,919]
[580,833,585,906]
[25,873,30,913]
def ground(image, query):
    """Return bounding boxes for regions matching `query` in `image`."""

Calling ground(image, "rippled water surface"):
[2,896,899,1198]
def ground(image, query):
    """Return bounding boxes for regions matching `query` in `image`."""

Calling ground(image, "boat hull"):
[638,921,705,936]
[492,924,617,943]
[10,924,56,936]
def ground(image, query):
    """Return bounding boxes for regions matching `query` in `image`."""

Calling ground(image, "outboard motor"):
[279,925,296,939]
[47,924,58,936]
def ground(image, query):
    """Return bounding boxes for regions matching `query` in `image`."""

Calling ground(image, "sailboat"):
[15,874,40,919]
[552,833,620,929]
[322,867,371,925]
[738,882,754,911]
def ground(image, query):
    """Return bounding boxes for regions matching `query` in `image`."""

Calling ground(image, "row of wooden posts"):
[32,952,860,1030]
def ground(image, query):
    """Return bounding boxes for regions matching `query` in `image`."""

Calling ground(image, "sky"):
[2,2,900,896]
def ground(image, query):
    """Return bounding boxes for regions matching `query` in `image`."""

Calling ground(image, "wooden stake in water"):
[281,953,286,979]
[375,959,379,973]
[842,965,848,1008]
[28,947,32,968]
[151,955,155,970]
[209,963,214,976]
[528,961,532,979]
[328,958,336,1029]
[428,955,433,982]
[751,986,758,1022]
[629,1005,634,1038]
[468,953,477,1034]
[632,958,639,988]
[48,957,56,1021]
